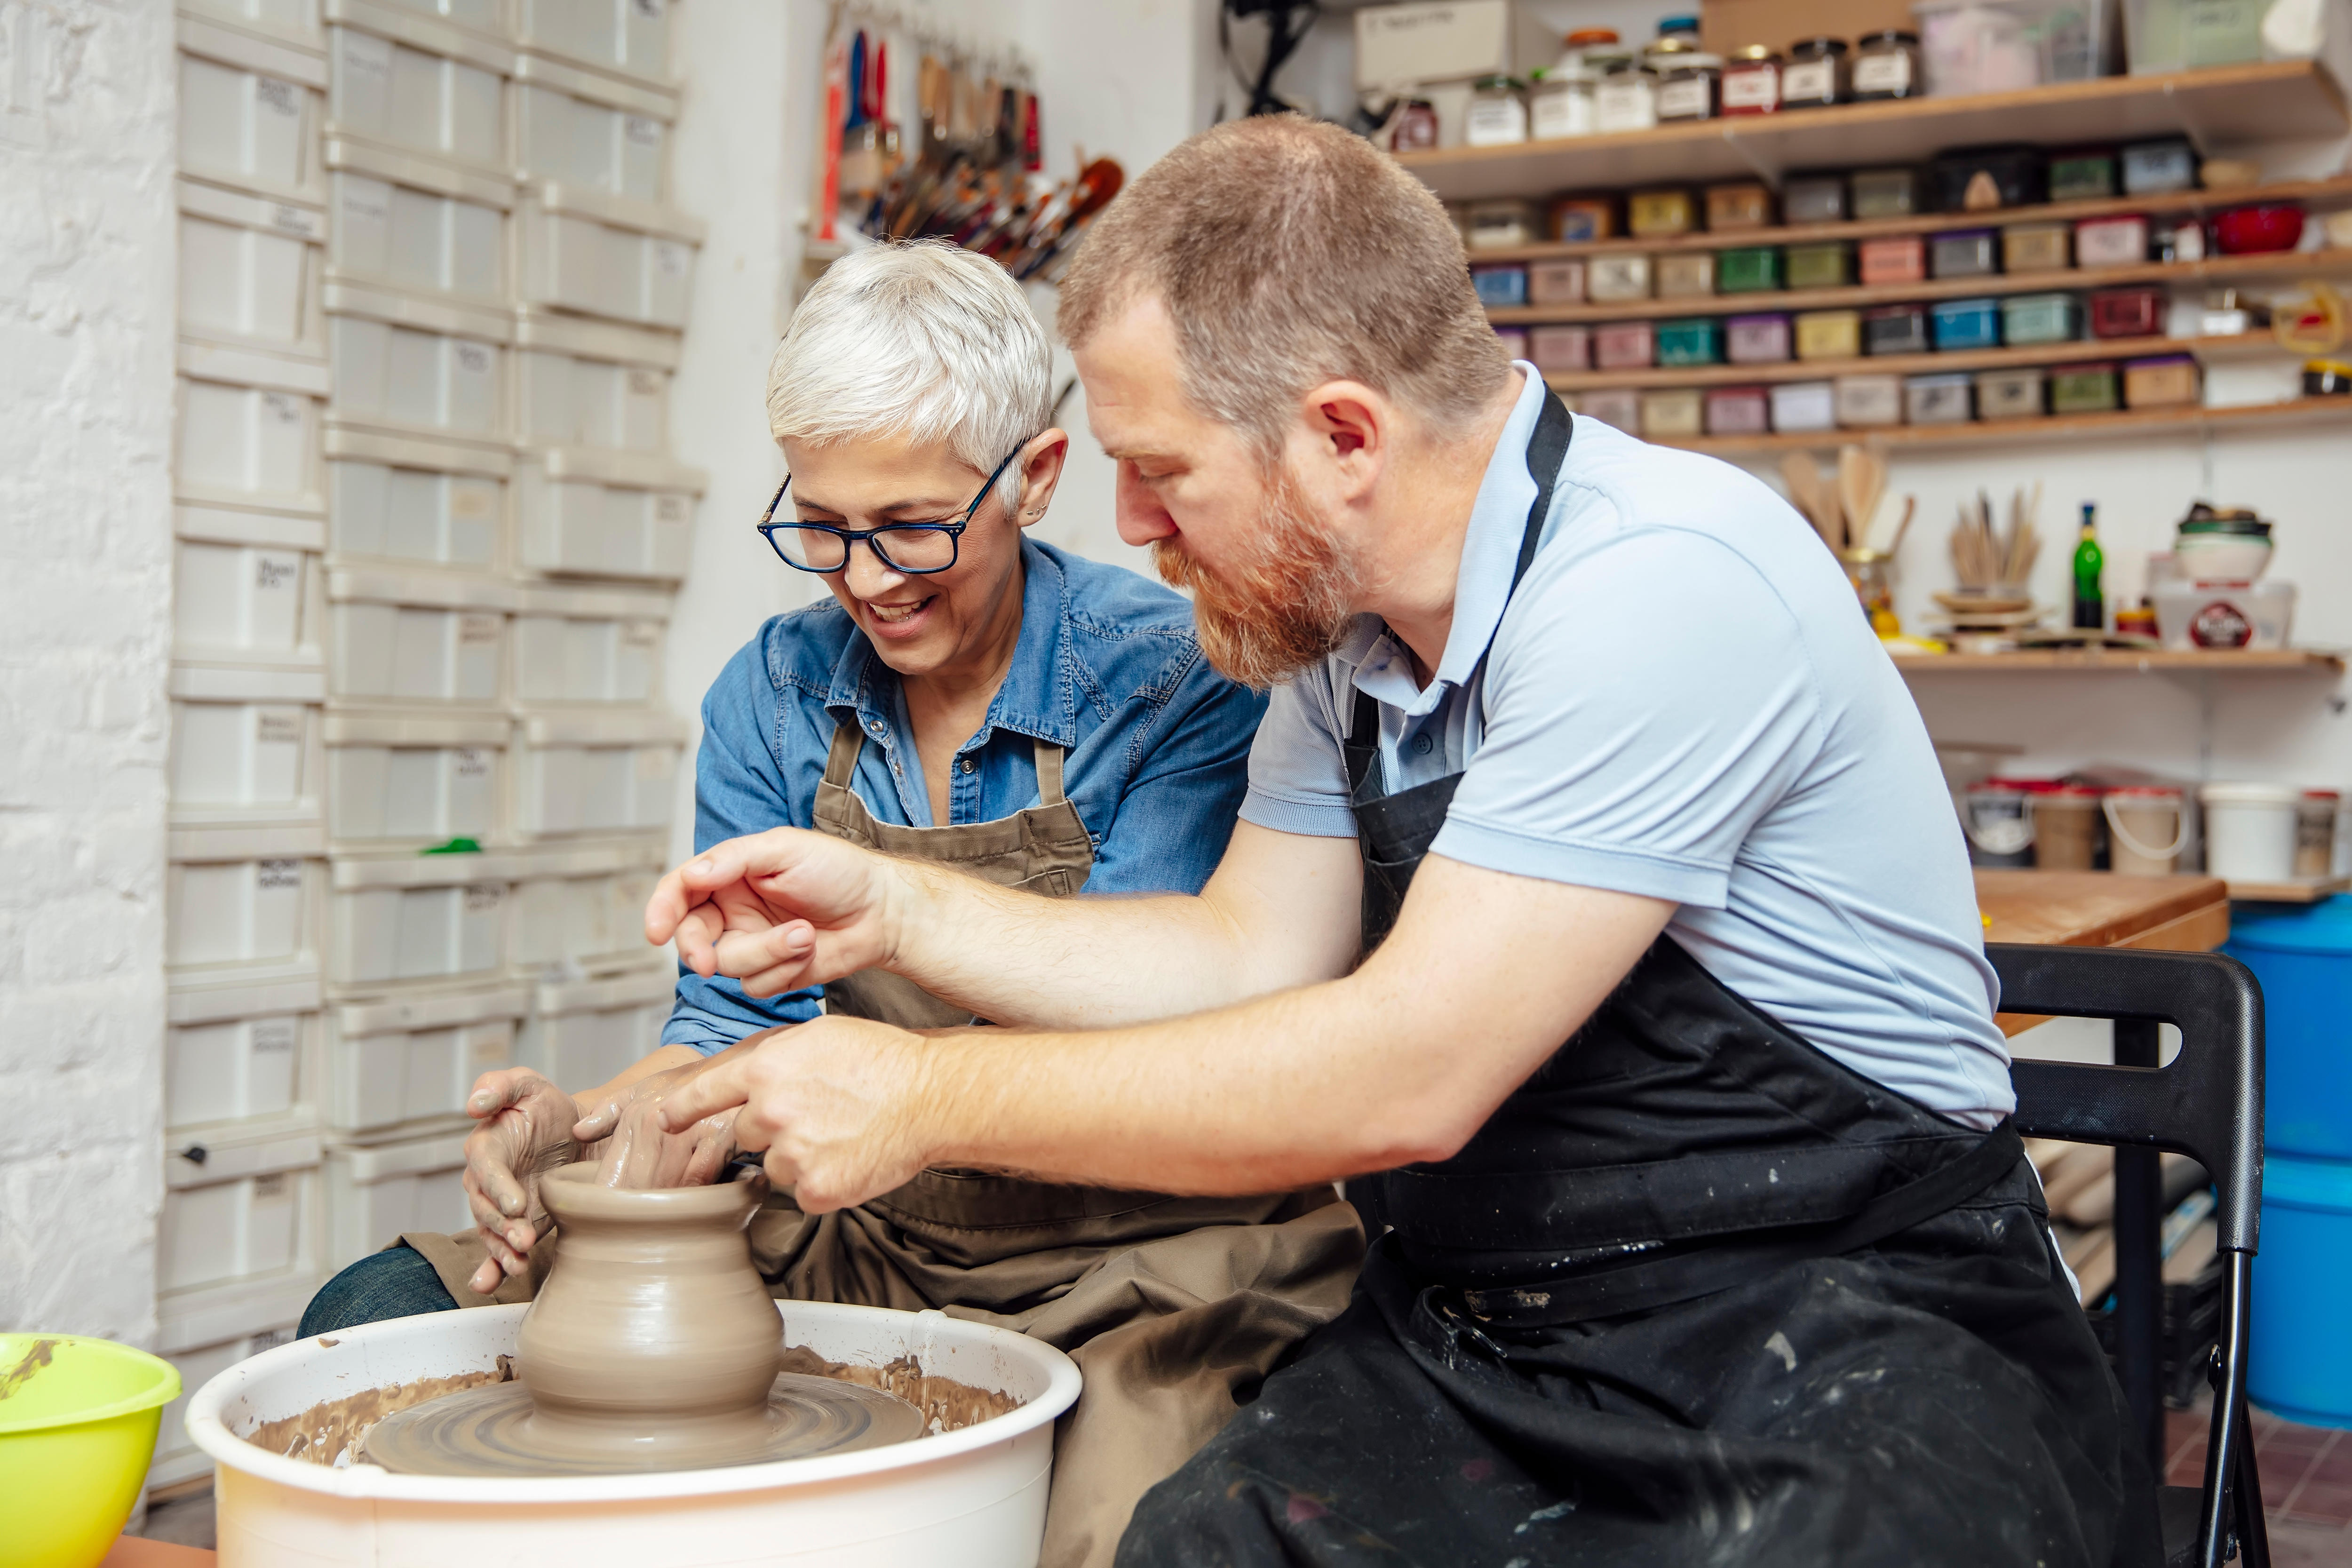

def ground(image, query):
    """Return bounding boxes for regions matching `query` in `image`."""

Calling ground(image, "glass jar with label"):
[1781,37,1847,107]
[1391,97,1438,151]
[1654,43,1723,121]
[1550,26,1621,75]
[1851,30,1922,99]
[1593,57,1657,133]
[1529,66,1598,139]
[1465,75,1529,146]
[1720,45,1781,114]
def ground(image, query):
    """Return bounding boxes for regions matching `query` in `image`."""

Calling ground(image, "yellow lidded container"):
[1794,308,1862,360]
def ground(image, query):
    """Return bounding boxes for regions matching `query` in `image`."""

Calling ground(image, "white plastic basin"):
[188,1300,1082,1567]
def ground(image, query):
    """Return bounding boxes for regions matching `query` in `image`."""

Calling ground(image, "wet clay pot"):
[514,1162,781,1465]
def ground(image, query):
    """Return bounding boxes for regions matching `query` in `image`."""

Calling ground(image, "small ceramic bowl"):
[2211,204,2305,255]
[2175,533,2273,583]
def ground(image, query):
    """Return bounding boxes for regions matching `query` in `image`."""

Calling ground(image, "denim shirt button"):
[959,756,976,774]
[866,718,885,735]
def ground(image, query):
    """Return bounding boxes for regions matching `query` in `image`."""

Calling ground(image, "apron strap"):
[821,717,866,790]
[1033,737,1069,807]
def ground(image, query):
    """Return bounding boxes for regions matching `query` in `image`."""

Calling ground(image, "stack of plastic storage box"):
[158,0,698,1490]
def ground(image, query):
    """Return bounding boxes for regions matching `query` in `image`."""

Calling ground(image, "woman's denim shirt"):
[663,538,1269,1051]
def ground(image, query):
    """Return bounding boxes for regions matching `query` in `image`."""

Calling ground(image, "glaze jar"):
[2050,362,2120,413]
[1851,29,1923,99]
[1470,264,1526,308]
[1594,58,1659,132]
[1931,297,2002,350]
[2001,291,2081,345]
[1529,68,1599,140]
[2049,149,2118,201]
[2089,284,2165,339]
[1716,245,1783,293]
[1721,46,1782,113]
[1391,99,1438,151]
[1781,37,1847,106]
[1466,76,1530,146]
[1465,199,1539,250]
[1654,45,1722,121]
[1929,229,2000,279]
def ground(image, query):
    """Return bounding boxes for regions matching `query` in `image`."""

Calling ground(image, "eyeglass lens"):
[770,524,959,573]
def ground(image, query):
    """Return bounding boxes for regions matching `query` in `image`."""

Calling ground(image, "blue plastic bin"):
[2250,1152,2352,1429]
[2225,894,2352,1160]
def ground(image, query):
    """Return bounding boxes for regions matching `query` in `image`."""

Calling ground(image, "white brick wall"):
[0,0,178,1342]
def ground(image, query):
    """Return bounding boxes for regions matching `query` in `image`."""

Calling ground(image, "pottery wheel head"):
[364,1372,930,1478]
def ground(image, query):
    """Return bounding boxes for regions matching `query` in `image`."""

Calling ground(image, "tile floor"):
[2165,1401,2352,1566]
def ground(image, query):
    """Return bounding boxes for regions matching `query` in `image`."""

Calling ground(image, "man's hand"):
[460,1068,588,1294]
[645,827,906,998]
[656,1016,937,1213]
[573,1058,744,1192]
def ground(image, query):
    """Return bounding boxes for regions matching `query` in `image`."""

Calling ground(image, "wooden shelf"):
[1891,648,2345,673]
[1399,61,2350,202]
[1488,247,2352,325]
[1641,394,2352,455]
[1542,334,2232,391]
[1466,175,2352,262]
[2226,875,2350,902]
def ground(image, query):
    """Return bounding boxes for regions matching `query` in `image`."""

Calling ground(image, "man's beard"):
[1152,462,1359,689]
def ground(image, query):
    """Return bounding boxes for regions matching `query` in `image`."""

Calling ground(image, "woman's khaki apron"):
[404,720,1365,1568]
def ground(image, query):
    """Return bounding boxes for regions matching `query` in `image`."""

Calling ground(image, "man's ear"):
[1294,380,1387,498]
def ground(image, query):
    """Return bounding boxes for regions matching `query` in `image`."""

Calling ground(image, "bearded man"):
[644,116,2156,1567]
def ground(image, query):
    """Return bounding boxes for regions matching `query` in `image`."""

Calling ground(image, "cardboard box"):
[1700,0,1920,57]
[1356,1,1512,90]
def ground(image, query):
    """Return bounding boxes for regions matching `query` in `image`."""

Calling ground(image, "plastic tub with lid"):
[2199,782,2298,881]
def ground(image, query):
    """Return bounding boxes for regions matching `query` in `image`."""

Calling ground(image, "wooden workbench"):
[1975,869,2232,1035]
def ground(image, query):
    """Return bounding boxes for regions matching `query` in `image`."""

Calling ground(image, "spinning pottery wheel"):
[367,1163,926,1477]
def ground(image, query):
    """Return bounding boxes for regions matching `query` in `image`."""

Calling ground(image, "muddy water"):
[777,1345,1021,1433]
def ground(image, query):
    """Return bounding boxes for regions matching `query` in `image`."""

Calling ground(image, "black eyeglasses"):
[755,442,1031,576]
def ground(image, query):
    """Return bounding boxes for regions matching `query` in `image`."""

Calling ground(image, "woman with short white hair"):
[300,240,1366,1568]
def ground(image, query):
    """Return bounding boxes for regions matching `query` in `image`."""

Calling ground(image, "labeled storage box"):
[176,351,329,510]
[170,682,324,815]
[325,565,511,704]
[327,139,511,305]
[1783,241,1851,291]
[2050,361,2121,413]
[1627,188,1696,238]
[326,0,513,170]
[1470,265,1525,308]
[326,709,507,844]
[2003,222,2072,273]
[159,1127,322,1296]
[517,965,674,1092]
[1863,304,1930,357]
[1587,254,1652,303]
[1726,313,1792,364]
[326,847,515,989]
[1528,324,1591,373]
[512,446,701,581]
[1716,246,1782,294]
[515,0,673,85]
[1638,388,1705,438]
[1770,380,1837,432]
[175,531,318,659]
[2124,354,2200,407]
[326,424,509,569]
[1655,252,1716,300]
[1976,365,2047,419]
[1526,259,1587,306]
[513,308,677,452]
[2001,291,2081,346]
[1795,309,1861,360]
[1593,320,1655,371]
[1549,196,1616,242]
[1655,318,1724,366]
[512,50,679,203]
[511,709,685,838]
[1704,385,1771,435]
[325,1130,471,1268]
[1857,235,1925,287]
[2090,284,2167,339]
[1929,229,2000,280]
[326,281,509,439]
[1834,373,1904,427]
[515,184,703,329]
[1931,297,2002,351]
[1704,181,1773,231]
[1904,372,1974,423]
[511,580,670,703]
[326,983,530,1135]
[507,838,670,978]
[178,177,328,358]
[179,16,329,200]
[2075,214,2150,268]
[167,829,325,973]
[165,970,324,1136]
[2122,138,2197,195]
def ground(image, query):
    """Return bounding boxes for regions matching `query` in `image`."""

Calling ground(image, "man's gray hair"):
[766,240,1053,509]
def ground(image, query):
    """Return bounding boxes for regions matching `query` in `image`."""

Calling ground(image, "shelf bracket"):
[1723,122,1782,188]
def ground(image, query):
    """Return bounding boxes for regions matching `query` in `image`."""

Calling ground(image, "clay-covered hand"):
[461,1067,587,1294]
[572,1059,743,1192]
[652,1016,932,1213]
[643,827,900,999]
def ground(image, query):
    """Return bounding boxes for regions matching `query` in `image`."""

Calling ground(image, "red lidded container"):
[2088,285,2166,340]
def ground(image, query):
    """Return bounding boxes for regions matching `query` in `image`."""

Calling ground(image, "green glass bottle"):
[2073,502,2105,631]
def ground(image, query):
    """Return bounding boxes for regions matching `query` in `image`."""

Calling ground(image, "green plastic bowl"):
[0,1333,181,1568]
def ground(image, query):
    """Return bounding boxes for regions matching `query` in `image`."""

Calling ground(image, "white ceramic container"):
[188,1300,1082,1567]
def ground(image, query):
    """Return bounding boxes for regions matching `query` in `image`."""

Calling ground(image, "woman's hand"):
[573,1060,743,1192]
[460,1068,588,1295]
[655,1016,938,1213]
[644,828,906,998]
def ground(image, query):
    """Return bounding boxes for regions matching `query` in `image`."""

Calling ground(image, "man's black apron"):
[1119,392,2156,1568]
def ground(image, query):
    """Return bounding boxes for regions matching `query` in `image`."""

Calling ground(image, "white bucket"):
[2104,788,2187,876]
[188,1300,1081,1568]
[1963,781,2034,868]
[2199,782,2300,883]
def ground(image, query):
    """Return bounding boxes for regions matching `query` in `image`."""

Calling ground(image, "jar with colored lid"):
[1721,46,1781,113]
[1851,29,1922,99]
[1391,99,1438,151]
[1653,44,1722,121]
[1465,76,1529,147]
[1530,68,1599,140]
[1782,37,1847,106]
[2305,359,2352,396]
[1594,58,1658,132]
[2002,222,2071,273]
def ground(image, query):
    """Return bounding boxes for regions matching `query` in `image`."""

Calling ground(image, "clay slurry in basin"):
[366,1163,928,1476]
